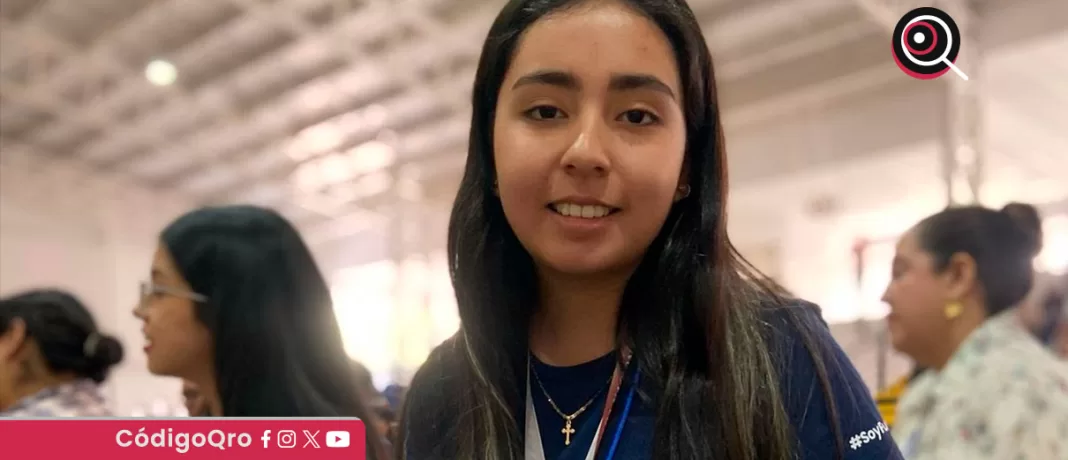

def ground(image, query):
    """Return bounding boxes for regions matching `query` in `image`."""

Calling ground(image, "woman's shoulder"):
[919,356,1068,458]
[409,333,465,387]
[399,334,465,458]
[756,299,830,349]
[758,299,904,459]
[754,299,842,391]
[404,333,465,414]
[3,381,113,417]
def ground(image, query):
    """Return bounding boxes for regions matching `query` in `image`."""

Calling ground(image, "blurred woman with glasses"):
[1,289,124,416]
[133,205,386,459]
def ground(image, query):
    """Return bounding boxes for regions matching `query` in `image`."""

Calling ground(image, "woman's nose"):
[560,120,611,177]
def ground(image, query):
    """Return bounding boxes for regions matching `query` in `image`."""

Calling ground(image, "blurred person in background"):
[400,1,900,459]
[383,383,407,413]
[181,380,209,417]
[382,384,407,443]
[132,205,386,459]
[1045,273,1068,358]
[882,202,1068,459]
[350,360,394,451]
[1003,209,1068,357]
[1058,287,1068,358]
[1010,211,1060,343]
[1019,269,1068,354]
[0,289,124,416]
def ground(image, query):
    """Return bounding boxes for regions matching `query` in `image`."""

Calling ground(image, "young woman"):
[133,205,386,459]
[1,289,124,416]
[399,1,899,459]
[883,203,1068,459]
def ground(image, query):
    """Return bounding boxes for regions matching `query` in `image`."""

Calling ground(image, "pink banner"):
[0,418,366,459]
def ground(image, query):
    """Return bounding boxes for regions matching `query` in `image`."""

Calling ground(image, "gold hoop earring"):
[677,184,690,199]
[944,301,963,320]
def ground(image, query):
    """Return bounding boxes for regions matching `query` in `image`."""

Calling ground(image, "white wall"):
[0,152,194,415]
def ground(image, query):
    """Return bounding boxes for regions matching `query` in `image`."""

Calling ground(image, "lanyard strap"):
[603,371,639,460]
[525,350,632,460]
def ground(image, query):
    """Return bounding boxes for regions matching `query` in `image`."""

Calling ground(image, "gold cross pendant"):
[562,417,576,445]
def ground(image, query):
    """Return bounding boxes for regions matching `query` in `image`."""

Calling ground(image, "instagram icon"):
[277,430,297,449]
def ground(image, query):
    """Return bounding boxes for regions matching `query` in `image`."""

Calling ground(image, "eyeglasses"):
[139,282,208,304]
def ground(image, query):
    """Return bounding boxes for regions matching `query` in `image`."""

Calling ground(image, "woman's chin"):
[540,254,630,279]
[145,358,176,377]
[885,321,906,352]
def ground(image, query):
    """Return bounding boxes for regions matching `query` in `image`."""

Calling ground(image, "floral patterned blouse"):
[893,310,1068,459]
[2,380,112,417]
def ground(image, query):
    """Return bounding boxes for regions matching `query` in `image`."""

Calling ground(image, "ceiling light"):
[348,141,396,175]
[145,59,177,86]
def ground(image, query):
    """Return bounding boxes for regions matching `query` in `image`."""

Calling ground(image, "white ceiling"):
[0,0,1065,258]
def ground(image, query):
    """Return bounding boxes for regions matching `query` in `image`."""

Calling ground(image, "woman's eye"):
[619,109,659,126]
[525,105,565,120]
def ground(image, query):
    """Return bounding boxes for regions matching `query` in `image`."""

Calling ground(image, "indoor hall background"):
[1,0,1066,414]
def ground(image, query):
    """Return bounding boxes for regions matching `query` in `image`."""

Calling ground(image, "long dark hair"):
[0,289,124,384]
[160,205,384,460]
[418,1,841,459]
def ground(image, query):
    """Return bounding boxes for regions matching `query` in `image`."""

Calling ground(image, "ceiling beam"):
[1,0,218,150]
[0,15,118,131]
[848,0,908,31]
[717,20,873,80]
[226,0,469,112]
[71,0,419,165]
[106,3,494,185]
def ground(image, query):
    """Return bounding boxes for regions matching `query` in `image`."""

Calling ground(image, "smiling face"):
[493,1,687,277]
[133,245,213,380]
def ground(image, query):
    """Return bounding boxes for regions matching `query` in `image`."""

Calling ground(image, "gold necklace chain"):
[529,357,615,446]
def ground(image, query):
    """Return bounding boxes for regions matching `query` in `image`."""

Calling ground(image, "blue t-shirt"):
[403,303,903,460]
[528,350,645,458]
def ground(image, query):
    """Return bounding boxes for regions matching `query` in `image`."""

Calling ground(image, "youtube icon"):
[326,431,350,448]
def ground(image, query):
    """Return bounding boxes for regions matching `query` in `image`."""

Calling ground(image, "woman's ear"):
[674,163,690,202]
[943,252,978,301]
[0,318,28,361]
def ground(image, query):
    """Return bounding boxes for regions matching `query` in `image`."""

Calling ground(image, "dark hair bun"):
[94,334,125,366]
[86,334,125,382]
[1001,202,1042,256]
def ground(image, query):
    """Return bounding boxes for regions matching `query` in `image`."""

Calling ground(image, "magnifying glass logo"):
[892,7,969,81]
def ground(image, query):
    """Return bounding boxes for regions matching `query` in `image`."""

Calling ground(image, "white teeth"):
[553,203,612,218]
